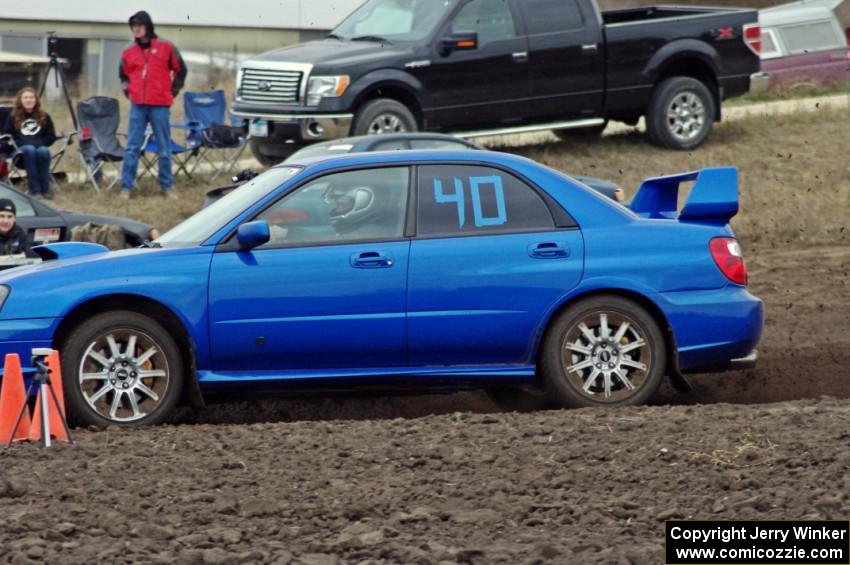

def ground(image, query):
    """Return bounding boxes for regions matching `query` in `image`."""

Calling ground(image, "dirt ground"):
[0,242,848,565]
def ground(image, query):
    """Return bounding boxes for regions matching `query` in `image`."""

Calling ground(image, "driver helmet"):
[322,183,379,233]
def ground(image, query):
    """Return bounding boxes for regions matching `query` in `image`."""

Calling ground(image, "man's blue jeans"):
[18,145,51,195]
[121,103,173,191]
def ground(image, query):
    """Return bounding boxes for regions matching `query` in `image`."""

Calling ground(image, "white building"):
[0,1,363,95]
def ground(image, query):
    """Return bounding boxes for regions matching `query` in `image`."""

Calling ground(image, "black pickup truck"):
[232,0,764,164]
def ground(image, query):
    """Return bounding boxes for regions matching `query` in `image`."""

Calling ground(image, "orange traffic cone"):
[29,350,69,443]
[0,353,31,443]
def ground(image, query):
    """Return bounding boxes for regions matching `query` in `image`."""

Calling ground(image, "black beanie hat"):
[0,198,16,216]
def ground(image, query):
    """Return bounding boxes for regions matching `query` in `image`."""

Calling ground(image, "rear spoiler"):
[629,167,738,224]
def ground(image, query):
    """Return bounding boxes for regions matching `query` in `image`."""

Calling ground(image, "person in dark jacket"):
[0,199,30,256]
[2,87,57,198]
[119,10,187,199]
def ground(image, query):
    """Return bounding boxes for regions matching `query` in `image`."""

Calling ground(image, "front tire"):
[645,76,715,150]
[539,296,666,408]
[249,138,301,167]
[61,311,184,427]
[351,98,418,136]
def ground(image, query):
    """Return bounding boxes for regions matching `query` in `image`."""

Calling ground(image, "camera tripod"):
[38,32,78,131]
[5,349,74,448]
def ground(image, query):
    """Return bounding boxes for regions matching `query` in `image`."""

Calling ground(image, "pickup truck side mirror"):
[440,31,478,56]
[236,220,270,250]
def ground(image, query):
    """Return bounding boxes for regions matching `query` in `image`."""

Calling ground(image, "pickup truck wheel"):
[646,77,715,150]
[61,311,184,427]
[352,99,418,136]
[249,138,300,167]
[539,296,666,408]
[553,122,607,142]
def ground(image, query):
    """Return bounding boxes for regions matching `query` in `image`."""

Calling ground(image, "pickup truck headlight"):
[0,285,9,311]
[306,75,350,106]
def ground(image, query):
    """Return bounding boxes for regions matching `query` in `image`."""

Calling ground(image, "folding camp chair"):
[139,125,198,182]
[76,97,126,191]
[181,90,249,179]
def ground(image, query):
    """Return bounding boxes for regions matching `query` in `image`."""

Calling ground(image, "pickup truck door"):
[518,0,605,121]
[412,0,530,130]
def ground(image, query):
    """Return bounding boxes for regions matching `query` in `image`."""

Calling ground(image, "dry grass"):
[42,106,850,247]
[494,107,850,247]
[49,175,216,235]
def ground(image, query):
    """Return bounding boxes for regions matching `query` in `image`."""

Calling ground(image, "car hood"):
[248,39,411,72]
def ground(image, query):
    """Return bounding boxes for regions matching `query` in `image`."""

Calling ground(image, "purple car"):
[758,2,850,90]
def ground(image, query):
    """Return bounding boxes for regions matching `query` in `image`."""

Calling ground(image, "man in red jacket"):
[119,11,187,199]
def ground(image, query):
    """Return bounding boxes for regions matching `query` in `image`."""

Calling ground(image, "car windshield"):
[331,0,455,42]
[157,167,301,246]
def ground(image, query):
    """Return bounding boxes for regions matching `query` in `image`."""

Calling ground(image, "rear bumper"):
[749,72,770,94]
[655,286,763,374]
[682,349,758,374]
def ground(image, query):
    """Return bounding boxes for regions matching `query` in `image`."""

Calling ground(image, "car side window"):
[0,186,35,217]
[256,167,409,247]
[417,165,555,237]
[778,21,842,54]
[451,0,517,45]
[522,0,584,34]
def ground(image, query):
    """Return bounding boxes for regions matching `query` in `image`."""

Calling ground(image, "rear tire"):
[61,311,184,427]
[645,76,715,150]
[352,98,418,136]
[539,296,666,408]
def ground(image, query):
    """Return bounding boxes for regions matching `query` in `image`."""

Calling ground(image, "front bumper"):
[749,72,770,94]
[231,108,353,142]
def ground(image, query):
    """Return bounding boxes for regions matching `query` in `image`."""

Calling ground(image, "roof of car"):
[310,132,480,147]
[281,148,533,172]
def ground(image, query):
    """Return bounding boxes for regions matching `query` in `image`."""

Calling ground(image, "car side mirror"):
[440,31,478,56]
[236,220,270,250]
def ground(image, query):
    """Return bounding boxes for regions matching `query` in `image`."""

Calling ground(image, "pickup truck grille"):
[239,68,303,104]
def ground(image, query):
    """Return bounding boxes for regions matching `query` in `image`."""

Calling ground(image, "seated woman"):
[2,87,57,198]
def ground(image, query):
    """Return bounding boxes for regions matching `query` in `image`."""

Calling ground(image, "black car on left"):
[0,181,157,250]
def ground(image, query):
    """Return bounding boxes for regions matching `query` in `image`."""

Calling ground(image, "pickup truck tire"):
[352,99,418,136]
[249,138,301,167]
[553,122,607,142]
[646,77,715,150]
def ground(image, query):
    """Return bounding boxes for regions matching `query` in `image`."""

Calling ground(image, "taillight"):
[710,237,748,285]
[743,23,761,55]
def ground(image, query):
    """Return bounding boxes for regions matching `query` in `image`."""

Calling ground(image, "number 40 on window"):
[433,175,507,228]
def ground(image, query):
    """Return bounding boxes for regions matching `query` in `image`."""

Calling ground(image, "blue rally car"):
[0,151,762,426]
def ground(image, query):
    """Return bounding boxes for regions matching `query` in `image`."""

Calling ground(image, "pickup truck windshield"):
[157,167,301,246]
[332,0,455,42]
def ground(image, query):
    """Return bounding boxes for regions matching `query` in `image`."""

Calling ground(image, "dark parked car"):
[0,181,157,253]
[233,0,762,159]
[203,133,625,208]
[758,3,849,90]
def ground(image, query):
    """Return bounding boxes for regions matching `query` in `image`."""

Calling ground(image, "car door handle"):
[581,44,598,54]
[512,51,528,63]
[350,251,394,268]
[528,242,569,259]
